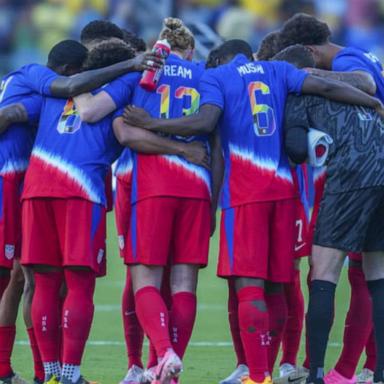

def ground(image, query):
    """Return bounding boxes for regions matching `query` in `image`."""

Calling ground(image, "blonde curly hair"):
[159,17,195,52]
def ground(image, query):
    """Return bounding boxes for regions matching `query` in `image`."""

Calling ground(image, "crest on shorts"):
[97,249,105,264]
[4,244,15,260]
[118,235,125,250]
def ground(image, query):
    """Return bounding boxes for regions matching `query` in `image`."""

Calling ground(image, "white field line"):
[15,340,343,348]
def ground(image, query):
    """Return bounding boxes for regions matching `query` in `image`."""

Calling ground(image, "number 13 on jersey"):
[248,81,276,137]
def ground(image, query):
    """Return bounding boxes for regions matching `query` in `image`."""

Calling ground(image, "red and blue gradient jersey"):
[126,54,211,204]
[22,72,140,207]
[0,68,45,177]
[332,47,384,102]
[115,146,133,186]
[199,54,308,209]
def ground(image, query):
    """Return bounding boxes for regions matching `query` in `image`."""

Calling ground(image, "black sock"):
[367,279,384,383]
[306,280,336,383]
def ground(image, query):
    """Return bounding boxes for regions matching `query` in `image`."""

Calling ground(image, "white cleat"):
[0,374,30,384]
[274,364,308,384]
[219,364,249,384]
[119,365,145,384]
[142,366,156,384]
[151,349,183,384]
[356,369,374,384]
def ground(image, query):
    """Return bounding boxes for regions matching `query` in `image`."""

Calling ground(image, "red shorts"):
[218,199,297,282]
[21,198,107,275]
[0,174,24,269]
[125,197,211,267]
[294,198,311,258]
[114,178,131,258]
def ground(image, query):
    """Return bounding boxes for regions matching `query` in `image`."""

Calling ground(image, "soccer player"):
[80,19,124,49]
[281,43,384,384]
[279,15,384,384]
[123,39,384,384]
[255,31,282,61]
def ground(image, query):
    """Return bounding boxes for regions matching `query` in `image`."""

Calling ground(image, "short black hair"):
[256,31,281,61]
[216,39,253,62]
[47,40,88,69]
[279,13,331,48]
[206,47,220,69]
[272,44,315,69]
[122,29,147,53]
[80,20,123,44]
[83,38,135,70]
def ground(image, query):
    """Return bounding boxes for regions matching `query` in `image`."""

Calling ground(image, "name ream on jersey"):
[163,65,192,79]
[237,62,265,76]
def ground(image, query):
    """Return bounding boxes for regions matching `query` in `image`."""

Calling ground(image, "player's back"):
[200,54,307,208]
[23,92,122,206]
[128,54,210,204]
[332,47,384,103]
[285,94,384,194]
[0,69,42,175]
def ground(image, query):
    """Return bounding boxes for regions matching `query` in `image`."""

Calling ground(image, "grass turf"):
[12,213,359,383]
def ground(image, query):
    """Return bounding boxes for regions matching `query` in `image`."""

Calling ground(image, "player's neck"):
[171,50,185,59]
[326,43,344,66]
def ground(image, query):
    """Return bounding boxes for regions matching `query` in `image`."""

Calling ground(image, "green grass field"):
[12,213,360,384]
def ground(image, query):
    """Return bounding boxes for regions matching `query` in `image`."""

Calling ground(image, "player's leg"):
[328,254,371,384]
[357,330,375,384]
[362,252,384,384]
[0,261,25,382]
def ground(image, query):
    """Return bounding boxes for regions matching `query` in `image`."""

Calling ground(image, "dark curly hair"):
[83,38,135,70]
[256,31,282,61]
[206,47,220,69]
[272,44,315,69]
[122,29,147,53]
[279,13,331,49]
[80,20,123,45]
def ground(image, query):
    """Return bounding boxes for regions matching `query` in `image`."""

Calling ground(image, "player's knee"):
[311,246,345,283]
[362,252,384,280]
[171,264,198,294]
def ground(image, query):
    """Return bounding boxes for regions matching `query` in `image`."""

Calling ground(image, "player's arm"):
[49,52,163,98]
[301,75,384,117]
[210,129,224,236]
[305,68,376,95]
[74,92,116,123]
[0,103,29,134]
[122,104,222,136]
[113,117,210,168]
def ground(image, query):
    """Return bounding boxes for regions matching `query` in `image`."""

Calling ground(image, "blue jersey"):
[117,54,210,204]
[22,71,139,206]
[0,67,46,176]
[332,47,384,102]
[199,54,308,208]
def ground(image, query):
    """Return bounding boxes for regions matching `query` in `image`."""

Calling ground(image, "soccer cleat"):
[142,367,156,384]
[219,364,250,384]
[356,369,374,384]
[241,375,273,384]
[119,365,144,384]
[60,377,97,384]
[274,365,308,384]
[45,375,60,384]
[34,378,44,384]
[151,349,182,384]
[0,373,30,384]
[324,369,356,384]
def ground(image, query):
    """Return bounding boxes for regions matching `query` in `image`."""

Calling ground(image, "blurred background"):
[1,0,384,77]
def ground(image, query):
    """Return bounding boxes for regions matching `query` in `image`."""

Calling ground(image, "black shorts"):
[314,187,384,252]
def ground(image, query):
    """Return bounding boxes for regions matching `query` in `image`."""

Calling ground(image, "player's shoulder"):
[116,71,141,84]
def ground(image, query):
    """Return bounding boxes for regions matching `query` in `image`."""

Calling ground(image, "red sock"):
[122,270,144,369]
[266,291,288,372]
[238,286,270,382]
[0,274,10,300]
[0,326,16,377]
[147,341,158,369]
[170,292,197,359]
[335,266,372,379]
[27,328,44,381]
[62,269,96,365]
[228,280,246,366]
[281,270,305,366]
[135,286,172,358]
[364,330,376,371]
[32,271,63,362]
[303,268,312,370]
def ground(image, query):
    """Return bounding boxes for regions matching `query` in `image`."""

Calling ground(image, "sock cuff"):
[0,325,16,333]
[311,279,337,293]
[135,286,160,300]
[237,286,265,302]
[172,291,196,300]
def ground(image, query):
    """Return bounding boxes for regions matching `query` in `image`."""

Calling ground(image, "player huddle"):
[0,11,384,384]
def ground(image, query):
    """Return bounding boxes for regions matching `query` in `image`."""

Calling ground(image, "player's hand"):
[123,105,153,129]
[129,52,164,72]
[181,141,210,169]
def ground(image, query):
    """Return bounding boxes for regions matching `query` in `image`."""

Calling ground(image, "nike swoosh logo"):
[288,376,307,383]
[294,243,306,252]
